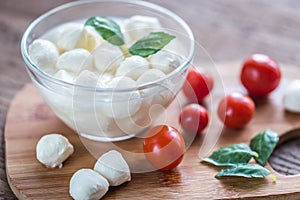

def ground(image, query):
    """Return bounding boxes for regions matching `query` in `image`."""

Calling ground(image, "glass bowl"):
[21,0,195,142]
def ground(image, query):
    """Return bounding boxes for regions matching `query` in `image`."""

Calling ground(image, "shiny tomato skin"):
[218,93,255,129]
[183,69,214,102]
[241,54,281,97]
[179,104,209,134]
[143,125,185,170]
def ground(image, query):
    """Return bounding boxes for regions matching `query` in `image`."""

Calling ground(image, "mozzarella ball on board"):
[28,39,59,70]
[36,134,74,168]
[150,51,180,74]
[116,56,149,80]
[93,42,124,73]
[284,80,300,113]
[56,48,93,74]
[94,150,131,186]
[69,169,109,200]
[123,15,161,41]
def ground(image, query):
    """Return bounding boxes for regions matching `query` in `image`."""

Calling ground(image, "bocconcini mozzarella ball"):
[99,76,141,119]
[36,134,74,168]
[50,23,84,52]
[116,56,149,80]
[56,48,93,74]
[284,80,300,113]
[123,15,161,41]
[150,50,180,74]
[53,69,75,83]
[28,39,59,70]
[76,26,103,52]
[69,169,109,200]
[93,150,131,186]
[93,42,124,73]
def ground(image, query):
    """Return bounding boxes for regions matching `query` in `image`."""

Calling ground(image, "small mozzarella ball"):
[73,109,114,136]
[123,15,161,41]
[136,69,166,103]
[99,77,141,119]
[93,42,124,73]
[94,150,131,186]
[75,70,99,87]
[53,70,75,83]
[136,69,165,85]
[76,26,103,52]
[56,48,93,74]
[50,23,84,52]
[150,51,180,74]
[28,39,59,70]
[36,134,74,168]
[69,169,109,200]
[284,80,300,113]
[98,72,114,84]
[115,102,152,134]
[107,76,136,88]
[116,56,149,80]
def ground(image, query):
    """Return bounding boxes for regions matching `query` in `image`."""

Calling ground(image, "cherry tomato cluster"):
[143,54,281,171]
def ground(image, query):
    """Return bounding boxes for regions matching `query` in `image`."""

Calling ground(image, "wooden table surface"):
[0,0,300,199]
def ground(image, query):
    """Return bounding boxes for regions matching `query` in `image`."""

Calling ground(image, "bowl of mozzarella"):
[21,0,195,141]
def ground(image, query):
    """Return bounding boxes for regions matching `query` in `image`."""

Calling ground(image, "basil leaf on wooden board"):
[85,16,124,46]
[215,164,277,182]
[250,129,279,166]
[202,143,258,167]
[129,32,176,57]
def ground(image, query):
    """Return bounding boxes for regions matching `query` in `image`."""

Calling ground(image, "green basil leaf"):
[129,32,176,57]
[202,143,258,167]
[215,164,275,180]
[85,16,124,46]
[250,129,279,166]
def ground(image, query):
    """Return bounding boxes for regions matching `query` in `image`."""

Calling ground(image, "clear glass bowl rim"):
[21,0,195,93]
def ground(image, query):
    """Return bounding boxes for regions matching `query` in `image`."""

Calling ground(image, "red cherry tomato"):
[143,125,185,170]
[217,93,255,129]
[241,54,281,97]
[183,68,214,102]
[179,104,209,134]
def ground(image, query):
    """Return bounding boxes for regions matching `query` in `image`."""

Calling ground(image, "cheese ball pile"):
[28,15,180,90]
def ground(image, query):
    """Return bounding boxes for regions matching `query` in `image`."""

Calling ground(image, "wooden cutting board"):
[5,62,300,199]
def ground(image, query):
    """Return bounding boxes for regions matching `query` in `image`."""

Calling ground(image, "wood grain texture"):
[5,63,300,199]
[1,0,300,199]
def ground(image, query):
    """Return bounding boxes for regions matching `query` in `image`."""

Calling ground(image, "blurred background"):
[0,0,299,198]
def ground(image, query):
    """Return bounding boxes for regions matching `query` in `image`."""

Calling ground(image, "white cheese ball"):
[136,69,166,103]
[74,70,99,87]
[69,169,109,200]
[28,39,59,70]
[76,26,103,52]
[150,51,180,74]
[94,150,131,186]
[123,15,161,41]
[36,134,74,168]
[98,72,114,84]
[53,70,75,83]
[136,69,166,85]
[284,80,300,113]
[99,76,141,119]
[50,23,84,52]
[93,42,124,73]
[56,48,93,74]
[116,56,149,80]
